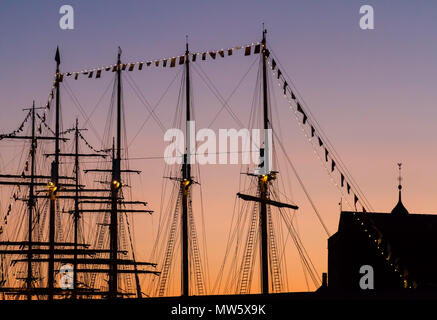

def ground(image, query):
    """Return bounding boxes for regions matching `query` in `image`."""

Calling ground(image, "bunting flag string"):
[37,113,75,136]
[78,132,109,154]
[42,41,262,111]
[266,47,415,289]
[266,51,370,213]
[0,110,32,140]
[36,113,55,136]
[60,127,76,135]
[44,75,58,110]
[56,41,261,82]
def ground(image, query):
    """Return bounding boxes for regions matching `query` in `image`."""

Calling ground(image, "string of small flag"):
[43,42,261,111]
[0,110,32,140]
[265,53,367,212]
[64,41,260,80]
[78,131,110,154]
[265,49,414,289]
[36,113,54,135]
[45,76,57,110]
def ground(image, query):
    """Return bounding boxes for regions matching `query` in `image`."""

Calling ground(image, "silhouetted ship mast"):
[236,30,298,294]
[0,47,158,300]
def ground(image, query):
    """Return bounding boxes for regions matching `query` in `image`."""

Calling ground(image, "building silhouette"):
[328,176,437,291]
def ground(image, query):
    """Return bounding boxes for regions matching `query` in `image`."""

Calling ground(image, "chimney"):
[322,273,328,287]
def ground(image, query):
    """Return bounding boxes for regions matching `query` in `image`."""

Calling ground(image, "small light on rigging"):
[112,180,121,190]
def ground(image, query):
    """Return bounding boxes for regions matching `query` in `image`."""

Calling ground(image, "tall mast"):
[26,101,36,299]
[181,41,191,296]
[259,28,270,294]
[109,48,122,299]
[73,118,79,299]
[48,46,61,298]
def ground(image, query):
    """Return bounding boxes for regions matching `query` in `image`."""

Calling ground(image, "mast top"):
[55,46,61,67]
[185,35,189,54]
[262,25,267,43]
[118,46,122,61]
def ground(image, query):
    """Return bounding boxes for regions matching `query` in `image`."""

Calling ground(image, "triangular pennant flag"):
[244,46,251,56]
[331,159,336,172]
[66,72,72,76]
[318,137,323,147]
[277,69,282,80]
[228,49,233,56]
[138,62,143,70]
[218,50,224,58]
[202,52,207,60]
[265,49,270,58]
[155,60,159,67]
[297,102,302,113]
[112,65,117,72]
[324,148,329,162]
[88,71,93,78]
[96,69,101,78]
[297,103,308,124]
[272,59,276,70]
[122,64,127,71]
[170,57,176,67]
[354,194,359,206]
[347,183,351,194]
[341,173,345,187]
[128,63,135,71]
[192,53,197,62]
[59,74,64,82]
[311,126,315,137]
[254,44,261,54]
[291,90,296,100]
[162,59,167,67]
[283,81,288,95]
[146,61,152,66]
[363,207,367,213]
[179,56,185,65]
[105,66,111,71]
[302,111,308,124]
[209,52,216,59]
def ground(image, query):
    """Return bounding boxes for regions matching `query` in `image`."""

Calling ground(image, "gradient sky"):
[1,0,437,294]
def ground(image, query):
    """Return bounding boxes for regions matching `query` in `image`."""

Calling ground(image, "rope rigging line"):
[124,72,167,134]
[62,80,104,144]
[191,59,256,129]
[272,129,331,237]
[128,68,183,147]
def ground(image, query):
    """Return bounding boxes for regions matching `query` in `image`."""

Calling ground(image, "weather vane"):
[397,162,402,190]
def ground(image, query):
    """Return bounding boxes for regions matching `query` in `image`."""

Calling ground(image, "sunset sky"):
[1,0,437,294]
